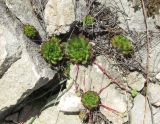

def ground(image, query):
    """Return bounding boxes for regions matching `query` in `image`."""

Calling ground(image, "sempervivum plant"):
[111,35,133,55]
[23,24,39,39]
[83,15,95,26]
[41,36,63,64]
[65,37,92,64]
[81,91,100,110]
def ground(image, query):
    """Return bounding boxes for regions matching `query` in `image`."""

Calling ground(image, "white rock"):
[129,94,152,124]
[33,106,81,124]
[148,83,160,106]
[100,84,132,124]
[68,56,131,123]
[98,0,157,32]
[5,0,46,39]
[155,14,160,27]
[44,0,75,35]
[156,73,160,81]
[0,3,56,119]
[126,71,145,91]
[138,33,160,74]
[58,85,83,112]
[153,107,160,124]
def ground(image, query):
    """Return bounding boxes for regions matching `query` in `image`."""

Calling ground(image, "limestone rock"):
[153,107,160,124]
[33,106,81,124]
[138,33,160,74]
[126,71,145,91]
[68,56,131,124]
[5,0,46,39]
[156,73,160,81]
[58,85,83,112]
[155,15,160,27]
[69,56,126,93]
[100,84,132,124]
[148,83,160,106]
[0,3,56,119]
[44,0,75,35]
[129,94,152,124]
[98,0,157,32]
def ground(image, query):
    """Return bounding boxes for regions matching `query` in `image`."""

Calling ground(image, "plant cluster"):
[40,36,92,65]
[65,37,92,64]
[40,36,63,64]
[111,35,133,55]
[81,91,100,110]
[83,15,95,26]
[23,24,39,39]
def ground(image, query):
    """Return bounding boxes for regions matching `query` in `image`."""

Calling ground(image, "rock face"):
[0,2,56,119]
[44,0,75,35]
[126,71,145,91]
[129,94,152,124]
[100,84,132,124]
[33,106,81,124]
[5,0,46,40]
[59,56,132,124]
[58,85,83,112]
[153,107,160,124]
[98,0,157,32]
[148,83,160,106]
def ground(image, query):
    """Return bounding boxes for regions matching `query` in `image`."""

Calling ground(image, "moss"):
[23,24,38,39]
[63,63,71,78]
[131,89,138,97]
[83,15,95,26]
[111,35,133,55]
[65,37,92,64]
[41,36,63,64]
[81,91,100,110]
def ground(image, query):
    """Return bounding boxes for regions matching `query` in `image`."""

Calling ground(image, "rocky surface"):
[1,0,160,124]
[129,94,152,124]
[58,56,132,124]
[126,71,145,91]
[5,0,46,40]
[0,1,56,120]
[148,83,160,106]
[44,0,75,35]
[33,106,81,124]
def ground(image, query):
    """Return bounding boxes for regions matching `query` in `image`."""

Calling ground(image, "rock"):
[138,33,160,74]
[0,24,22,77]
[156,73,160,81]
[155,14,160,27]
[129,94,152,124]
[0,3,56,119]
[44,0,75,35]
[100,84,132,124]
[67,56,131,123]
[33,106,81,124]
[148,83,160,106]
[58,85,83,112]
[5,0,46,39]
[69,56,127,93]
[5,113,18,123]
[126,71,145,91]
[98,0,157,32]
[153,107,160,124]
[98,0,160,75]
